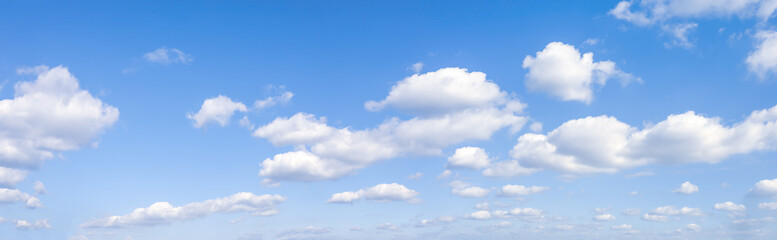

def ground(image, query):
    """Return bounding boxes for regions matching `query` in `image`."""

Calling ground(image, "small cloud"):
[409,62,424,73]
[407,172,422,180]
[144,47,193,65]
[672,181,699,194]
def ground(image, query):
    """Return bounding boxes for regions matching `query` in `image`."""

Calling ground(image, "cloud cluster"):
[81,192,285,228]
[642,206,703,222]
[488,104,777,176]
[522,42,639,103]
[255,68,527,182]
[0,188,42,208]
[0,218,51,231]
[498,185,549,197]
[465,207,544,221]
[327,183,419,203]
[714,201,746,211]
[610,0,777,25]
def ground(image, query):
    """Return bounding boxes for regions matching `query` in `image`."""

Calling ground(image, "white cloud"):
[482,160,539,178]
[673,181,699,194]
[437,170,452,179]
[256,68,527,182]
[522,42,639,104]
[450,180,490,198]
[452,186,490,198]
[759,202,777,210]
[365,67,509,115]
[275,226,330,240]
[641,213,668,222]
[416,216,455,227]
[447,147,491,170]
[187,95,247,128]
[503,104,777,175]
[623,208,641,216]
[326,183,419,203]
[0,188,42,208]
[746,30,777,78]
[0,66,119,169]
[499,185,549,197]
[143,47,193,65]
[80,192,285,228]
[10,219,51,231]
[611,224,633,230]
[509,207,545,222]
[407,172,422,180]
[466,210,493,220]
[715,201,746,211]
[594,213,616,221]
[376,222,401,231]
[0,167,27,187]
[662,23,698,48]
[254,91,294,109]
[409,62,424,73]
[649,206,704,217]
[683,223,702,232]
[750,178,777,197]
[33,181,46,195]
[609,0,777,24]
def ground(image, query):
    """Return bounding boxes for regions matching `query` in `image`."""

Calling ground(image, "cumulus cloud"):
[746,30,777,78]
[187,95,247,128]
[447,147,491,170]
[80,192,285,228]
[673,181,699,194]
[714,201,746,211]
[498,185,549,197]
[522,42,639,104]
[0,188,42,208]
[365,67,509,115]
[326,183,419,203]
[256,68,527,182]
[466,210,495,220]
[143,47,193,65]
[594,213,616,221]
[750,178,777,197]
[500,104,777,176]
[450,181,490,198]
[0,66,119,169]
[33,181,46,195]
[8,219,51,231]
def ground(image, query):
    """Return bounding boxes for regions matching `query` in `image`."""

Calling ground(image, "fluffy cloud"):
[187,95,247,128]
[447,147,491,170]
[641,213,668,222]
[714,201,746,211]
[0,66,119,169]
[750,178,777,197]
[746,30,777,78]
[522,42,638,104]
[81,192,285,228]
[327,183,419,203]
[450,181,490,198]
[500,104,777,175]
[0,188,42,208]
[594,213,616,221]
[466,210,508,220]
[673,181,699,194]
[144,47,193,64]
[498,185,549,197]
[365,67,508,115]
[256,68,527,182]
[9,219,51,231]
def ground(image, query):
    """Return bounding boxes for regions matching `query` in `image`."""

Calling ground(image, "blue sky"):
[2,1,777,239]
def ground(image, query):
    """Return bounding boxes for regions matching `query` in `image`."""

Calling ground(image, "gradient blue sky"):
[2,1,777,239]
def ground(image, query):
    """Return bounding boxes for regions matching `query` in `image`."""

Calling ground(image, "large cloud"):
[0,66,119,168]
[490,104,777,176]
[750,178,777,197]
[327,183,419,203]
[522,42,638,104]
[255,68,527,182]
[80,192,285,228]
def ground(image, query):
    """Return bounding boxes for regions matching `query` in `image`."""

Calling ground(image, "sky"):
[1,0,777,239]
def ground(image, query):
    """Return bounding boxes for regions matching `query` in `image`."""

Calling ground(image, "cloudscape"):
[2,1,777,239]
